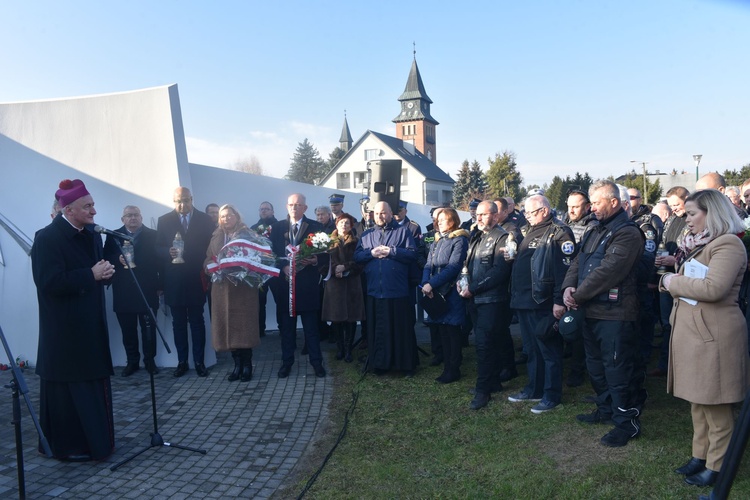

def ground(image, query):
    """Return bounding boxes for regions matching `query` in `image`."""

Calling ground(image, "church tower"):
[339,112,352,152]
[392,51,439,163]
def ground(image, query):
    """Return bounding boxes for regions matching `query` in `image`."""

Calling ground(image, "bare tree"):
[233,155,264,175]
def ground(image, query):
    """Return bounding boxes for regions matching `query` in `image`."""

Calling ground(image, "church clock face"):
[407,102,414,109]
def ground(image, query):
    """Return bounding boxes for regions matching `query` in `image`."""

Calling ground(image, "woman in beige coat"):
[205,205,261,382]
[660,189,749,487]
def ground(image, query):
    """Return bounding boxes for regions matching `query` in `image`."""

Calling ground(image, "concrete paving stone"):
[0,325,354,498]
[44,485,69,496]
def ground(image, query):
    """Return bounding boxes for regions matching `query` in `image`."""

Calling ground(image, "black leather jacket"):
[465,225,512,304]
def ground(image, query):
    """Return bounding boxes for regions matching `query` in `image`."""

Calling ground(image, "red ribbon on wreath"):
[286,244,299,317]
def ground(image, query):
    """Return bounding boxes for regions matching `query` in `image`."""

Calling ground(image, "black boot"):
[334,323,345,360]
[227,351,242,381]
[344,323,355,363]
[436,326,462,384]
[241,349,253,382]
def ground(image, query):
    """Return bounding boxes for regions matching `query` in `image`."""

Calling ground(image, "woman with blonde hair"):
[204,204,261,382]
[660,189,749,486]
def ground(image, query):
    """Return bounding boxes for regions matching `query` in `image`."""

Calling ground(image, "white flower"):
[310,232,332,250]
[743,216,750,231]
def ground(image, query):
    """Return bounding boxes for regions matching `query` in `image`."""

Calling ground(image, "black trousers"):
[583,317,641,432]
[470,302,505,393]
[116,310,157,364]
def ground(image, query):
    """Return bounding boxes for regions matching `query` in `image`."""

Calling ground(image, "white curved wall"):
[0,85,438,369]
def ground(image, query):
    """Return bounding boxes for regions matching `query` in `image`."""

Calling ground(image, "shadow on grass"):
[278,343,750,499]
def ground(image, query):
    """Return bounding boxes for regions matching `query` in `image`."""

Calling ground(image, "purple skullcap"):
[55,179,90,207]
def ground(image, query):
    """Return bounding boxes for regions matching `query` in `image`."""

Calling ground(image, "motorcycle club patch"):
[561,241,575,255]
[645,239,656,253]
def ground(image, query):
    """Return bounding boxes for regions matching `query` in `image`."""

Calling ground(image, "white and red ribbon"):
[286,244,299,317]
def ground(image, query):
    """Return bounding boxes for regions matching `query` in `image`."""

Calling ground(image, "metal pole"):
[642,162,647,202]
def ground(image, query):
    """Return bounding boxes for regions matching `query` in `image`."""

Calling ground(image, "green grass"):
[282,345,750,499]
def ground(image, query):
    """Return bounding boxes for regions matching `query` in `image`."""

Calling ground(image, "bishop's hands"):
[92,259,115,281]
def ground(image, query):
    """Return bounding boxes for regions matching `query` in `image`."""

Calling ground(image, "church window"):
[336,172,350,189]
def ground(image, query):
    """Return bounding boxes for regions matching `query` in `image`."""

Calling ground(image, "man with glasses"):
[251,202,277,336]
[508,195,576,415]
[459,201,514,409]
[269,193,326,378]
[104,206,160,376]
[563,180,644,447]
[156,187,215,377]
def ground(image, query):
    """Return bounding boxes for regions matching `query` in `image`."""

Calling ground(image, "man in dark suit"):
[104,205,161,376]
[156,187,215,377]
[269,193,327,378]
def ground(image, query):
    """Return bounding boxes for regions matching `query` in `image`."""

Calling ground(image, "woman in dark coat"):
[321,213,365,362]
[204,204,261,382]
[420,208,469,383]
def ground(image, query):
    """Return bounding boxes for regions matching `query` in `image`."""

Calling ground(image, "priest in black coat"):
[31,179,116,461]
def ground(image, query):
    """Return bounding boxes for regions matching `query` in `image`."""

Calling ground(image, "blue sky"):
[1,0,748,188]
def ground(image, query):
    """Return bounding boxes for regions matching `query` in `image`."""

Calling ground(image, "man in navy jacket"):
[355,201,418,376]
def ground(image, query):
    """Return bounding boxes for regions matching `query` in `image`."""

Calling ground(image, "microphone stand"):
[107,237,206,472]
[0,324,53,500]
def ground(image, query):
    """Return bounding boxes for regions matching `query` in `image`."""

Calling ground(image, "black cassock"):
[31,215,114,460]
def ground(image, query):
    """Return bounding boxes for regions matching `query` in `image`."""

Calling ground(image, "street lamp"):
[693,154,702,182]
[630,160,648,200]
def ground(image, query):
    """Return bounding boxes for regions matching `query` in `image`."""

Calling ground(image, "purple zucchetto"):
[55,179,90,207]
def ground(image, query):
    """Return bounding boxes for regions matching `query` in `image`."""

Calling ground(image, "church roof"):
[319,130,454,185]
[339,115,352,143]
[398,57,433,103]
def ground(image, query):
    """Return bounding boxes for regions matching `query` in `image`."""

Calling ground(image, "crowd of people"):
[31,174,750,487]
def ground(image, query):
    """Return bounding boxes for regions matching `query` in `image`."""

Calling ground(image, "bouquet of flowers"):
[254,224,272,238]
[207,230,279,288]
[295,231,337,260]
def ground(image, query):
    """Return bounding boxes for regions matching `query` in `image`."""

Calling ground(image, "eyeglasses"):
[629,195,641,200]
[123,213,141,218]
[525,207,544,218]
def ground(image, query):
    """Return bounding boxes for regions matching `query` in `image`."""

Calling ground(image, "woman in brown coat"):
[204,205,261,382]
[660,189,749,487]
[321,213,364,362]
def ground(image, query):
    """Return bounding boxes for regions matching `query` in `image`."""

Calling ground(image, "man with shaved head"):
[697,172,747,218]
[355,201,419,376]
[156,187,215,378]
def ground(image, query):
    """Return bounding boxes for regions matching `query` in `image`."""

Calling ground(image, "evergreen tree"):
[286,138,327,185]
[468,160,487,200]
[619,169,663,205]
[452,160,472,210]
[326,146,346,171]
[545,176,565,211]
[484,150,523,201]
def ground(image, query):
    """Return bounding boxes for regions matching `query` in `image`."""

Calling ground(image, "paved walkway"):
[0,330,334,499]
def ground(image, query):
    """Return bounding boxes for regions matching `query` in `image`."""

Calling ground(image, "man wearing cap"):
[508,195,576,414]
[104,205,160,376]
[329,193,345,221]
[562,179,644,447]
[460,198,481,232]
[394,200,424,327]
[156,187,215,378]
[31,179,116,461]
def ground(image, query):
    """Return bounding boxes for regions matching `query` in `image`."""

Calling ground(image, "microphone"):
[94,225,134,242]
